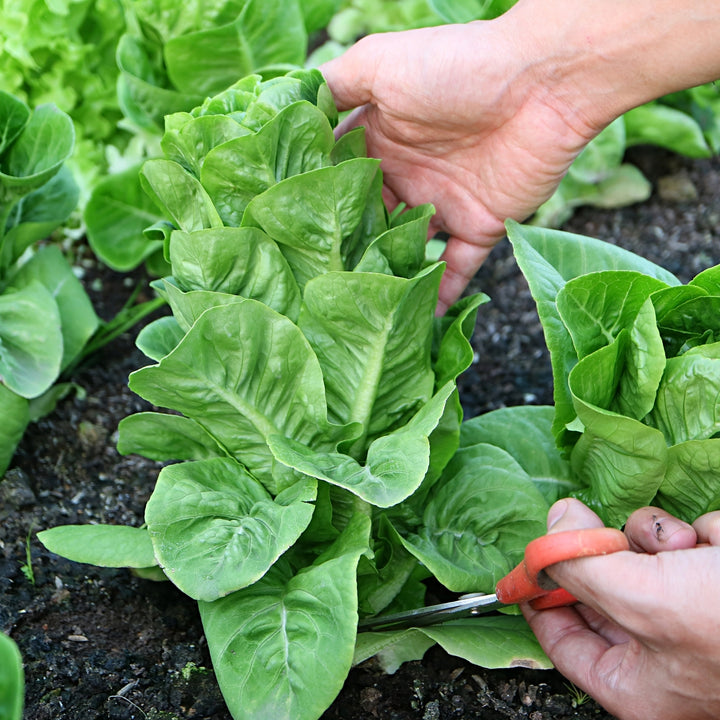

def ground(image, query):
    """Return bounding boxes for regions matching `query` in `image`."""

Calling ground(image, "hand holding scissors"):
[359,526,629,631]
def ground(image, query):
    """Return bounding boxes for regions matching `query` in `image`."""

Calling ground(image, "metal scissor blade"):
[358,592,504,632]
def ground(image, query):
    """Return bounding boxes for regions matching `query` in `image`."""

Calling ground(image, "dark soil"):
[2,147,718,720]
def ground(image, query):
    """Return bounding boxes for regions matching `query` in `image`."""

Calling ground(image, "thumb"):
[546,498,606,534]
[319,35,382,111]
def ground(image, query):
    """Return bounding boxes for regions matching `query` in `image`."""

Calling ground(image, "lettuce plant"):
[463,221,720,529]
[40,70,558,720]
[0,90,99,476]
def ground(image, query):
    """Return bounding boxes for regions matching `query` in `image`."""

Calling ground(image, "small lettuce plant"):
[0,90,98,476]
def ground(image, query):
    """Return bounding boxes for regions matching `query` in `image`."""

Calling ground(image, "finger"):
[319,35,383,112]
[623,506,697,553]
[545,498,605,533]
[693,510,720,545]
[436,234,498,314]
[522,603,616,694]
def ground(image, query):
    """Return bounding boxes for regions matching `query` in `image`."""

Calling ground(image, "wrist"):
[501,0,720,135]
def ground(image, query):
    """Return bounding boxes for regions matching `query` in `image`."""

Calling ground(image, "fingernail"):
[547,499,568,529]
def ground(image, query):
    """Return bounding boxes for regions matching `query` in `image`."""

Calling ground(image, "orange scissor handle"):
[495,527,630,609]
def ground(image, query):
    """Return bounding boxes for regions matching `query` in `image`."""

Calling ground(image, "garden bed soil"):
[2,147,718,720]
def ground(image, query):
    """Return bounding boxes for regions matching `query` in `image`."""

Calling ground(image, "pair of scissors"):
[358,527,629,631]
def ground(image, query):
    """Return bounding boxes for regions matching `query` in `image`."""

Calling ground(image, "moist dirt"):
[2,147,718,720]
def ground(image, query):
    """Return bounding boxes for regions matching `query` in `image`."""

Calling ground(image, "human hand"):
[320,18,602,313]
[523,498,720,720]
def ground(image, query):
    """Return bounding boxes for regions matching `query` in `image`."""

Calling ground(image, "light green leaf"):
[507,220,679,445]
[422,616,551,669]
[2,165,79,268]
[164,20,256,96]
[0,383,29,476]
[570,399,667,527]
[0,103,74,204]
[236,0,307,71]
[354,204,434,278]
[625,103,712,158]
[9,245,99,370]
[242,158,381,288]
[128,301,344,493]
[161,112,250,177]
[399,443,548,592]
[116,35,205,131]
[270,383,455,507]
[37,525,157,568]
[85,163,165,272]
[0,91,30,156]
[140,159,223,233]
[354,629,435,673]
[201,102,334,225]
[460,406,577,504]
[557,271,669,359]
[646,343,720,444]
[199,513,370,720]
[568,118,625,184]
[299,266,441,442]
[117,411,226,462]
[656,439,720,522]
[0,632,23,720]
[0,281,62,398]
[160,280,245,332]
[433,292,489,387]
[145,457,316,601]
[169,227,301,319]
[135,315,185,361]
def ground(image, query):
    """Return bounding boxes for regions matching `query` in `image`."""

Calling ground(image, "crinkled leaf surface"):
[129,301,345,493]
[460,406,577,504]
[161,112,250,177]
[161,282,244,333]
[145,457,316,601]
[299,266,441,442]
[570,396,668,526]
[38,525,156,568]
[169,227,301,319]
[656,439,720,522]
[201,102,334,225]
[507,219,679,444]
[242,158,381,288]
[270,383,455,507]
[398,443,548,592]
[556,271,669,359]
[140,159,222,233]
[199,514,370,720]
[646,343,720,444]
